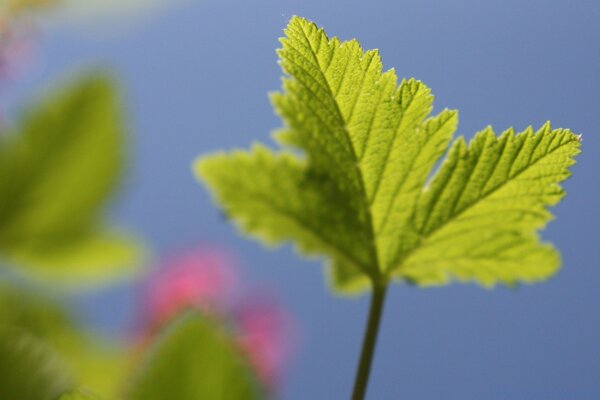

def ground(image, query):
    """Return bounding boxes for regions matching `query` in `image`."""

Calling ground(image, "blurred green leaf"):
[58,389,102,400]
[0,73,144,284]
[0,285,129,398]
[129,311,264,400]
[0,328,73,400]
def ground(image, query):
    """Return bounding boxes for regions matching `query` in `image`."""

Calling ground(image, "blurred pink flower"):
[235,296,296,392]
[138,246,296,393]
[0,14,38,126]
[0,18,36,83]
[143,248,237,328]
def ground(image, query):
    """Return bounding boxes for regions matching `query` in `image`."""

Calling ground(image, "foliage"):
[0,281,268,400]
[0,11,583,400]
[0,73,143,284]
[0,285,128,398]
[128,311,264,400]
[0,328,73,400]
[58,389,102,400]
[196,16,581,294]
[0,71,143,397]
[139,246,294,391]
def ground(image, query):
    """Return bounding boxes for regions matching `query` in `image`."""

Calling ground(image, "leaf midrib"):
[296,21,381,276]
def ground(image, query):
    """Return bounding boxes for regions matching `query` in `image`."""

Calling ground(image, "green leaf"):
[0,285,129,398]
[400,125,579,286]
[128,311,264,400]
[0,73,144,284]
[195,16,581,293]
[0,328,73,400]
[58,389,101,400]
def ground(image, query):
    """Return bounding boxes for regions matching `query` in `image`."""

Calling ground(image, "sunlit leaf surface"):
[197,16,581,294]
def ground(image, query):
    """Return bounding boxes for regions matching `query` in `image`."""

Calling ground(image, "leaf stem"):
[351,281,388,400]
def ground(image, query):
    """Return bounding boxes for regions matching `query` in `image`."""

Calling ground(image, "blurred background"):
[1,0,599,399]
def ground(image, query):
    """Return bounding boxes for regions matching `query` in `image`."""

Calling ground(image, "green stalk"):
[351,281,389,400]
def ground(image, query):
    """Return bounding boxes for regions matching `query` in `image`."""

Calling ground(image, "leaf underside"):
[195,16,581,294]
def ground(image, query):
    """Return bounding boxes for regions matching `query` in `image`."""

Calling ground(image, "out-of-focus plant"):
[0,285,128,398]
[58,389,101,400]
[197,16,581,399]
[0,0,184,19]
[0,238,293,399]
[135,247,296,396]
[0,0,58,21]
[0,326,71,400]
[129,311,265,400]
[0,74,143,284]
[234,296,295,391]
[0,32,146,393]
[48,0,190,21]
[0,0,190,83]
[0,3,296,400]
[1,0,192,29]
[140,249,237,330]
[0,0,52,91]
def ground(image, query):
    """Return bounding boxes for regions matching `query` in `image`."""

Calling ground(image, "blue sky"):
[8,0,600,398]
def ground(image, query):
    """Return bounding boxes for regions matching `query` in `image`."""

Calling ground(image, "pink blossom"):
[0,17,37,83]
[138,246,296,392]
[143,248,237,328]
[235,295,296,393]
